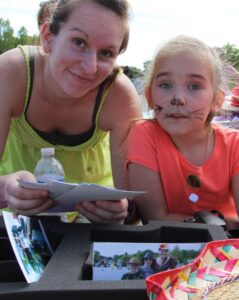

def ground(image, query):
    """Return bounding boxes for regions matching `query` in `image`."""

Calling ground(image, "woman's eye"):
[189,83,201,90]
[159,82,173,89]
[73,38,85,48]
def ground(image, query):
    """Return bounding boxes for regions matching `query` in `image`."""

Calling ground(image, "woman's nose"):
[81,51,97,74]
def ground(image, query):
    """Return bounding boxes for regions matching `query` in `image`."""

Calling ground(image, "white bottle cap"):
[40,148,55,156]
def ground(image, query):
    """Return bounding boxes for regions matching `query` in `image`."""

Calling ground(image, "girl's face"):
[42,2,127,98]
[146,51,221,137]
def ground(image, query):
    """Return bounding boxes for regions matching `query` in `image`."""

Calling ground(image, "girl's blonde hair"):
[146,35,224,93]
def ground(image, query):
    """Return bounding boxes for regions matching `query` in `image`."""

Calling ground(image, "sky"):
[0,0,238,69]
[94,242,204,257]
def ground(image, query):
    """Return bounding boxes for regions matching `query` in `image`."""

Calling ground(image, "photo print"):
[3,210,53,283]
[93,242,205,281]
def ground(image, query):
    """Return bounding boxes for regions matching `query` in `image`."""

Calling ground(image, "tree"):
[121,65,143,79]
[17,26,30,46]
[222,44,239,71]
[143,60,151,73]
[93,250,101,264]
[28,34,40,46]
[218,44,239,90]
[0,19,40,54]
[0,18,16,53]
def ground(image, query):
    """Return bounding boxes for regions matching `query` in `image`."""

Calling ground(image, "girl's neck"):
[170,126,213,167]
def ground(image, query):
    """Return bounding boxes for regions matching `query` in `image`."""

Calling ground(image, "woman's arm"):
[0,48,53,214]
[102,73,142,189]
[0,48,26,201]
[0,49,22,160]
[75,74,142,223]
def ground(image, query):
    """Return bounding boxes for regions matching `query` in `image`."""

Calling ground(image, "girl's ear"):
[212,90,225,114]
[145,86,154,109]
[41,22,53,53]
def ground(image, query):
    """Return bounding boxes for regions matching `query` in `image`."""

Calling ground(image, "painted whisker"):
[154,104,163,113]
[191,109,204,121]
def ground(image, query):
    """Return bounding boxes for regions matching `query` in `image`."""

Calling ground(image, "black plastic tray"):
[0,216,228,300]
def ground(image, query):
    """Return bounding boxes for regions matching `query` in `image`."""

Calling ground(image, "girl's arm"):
[230,175,239,229]
[128,163,192,224]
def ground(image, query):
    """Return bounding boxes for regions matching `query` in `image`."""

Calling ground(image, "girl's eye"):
[189,83,201,90]
[159,82,173,89]
[73,38,86,48]
[99,49,114,58]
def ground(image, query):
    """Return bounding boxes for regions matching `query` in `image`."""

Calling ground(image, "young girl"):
[127,35,239,227]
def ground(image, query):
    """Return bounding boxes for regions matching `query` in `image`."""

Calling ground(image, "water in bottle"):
[34,148,65,183]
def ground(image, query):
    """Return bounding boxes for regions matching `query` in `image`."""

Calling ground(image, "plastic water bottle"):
[34,148,65,183]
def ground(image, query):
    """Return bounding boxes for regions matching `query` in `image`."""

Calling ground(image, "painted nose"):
[170,86,186,106]
[170,96,185,106]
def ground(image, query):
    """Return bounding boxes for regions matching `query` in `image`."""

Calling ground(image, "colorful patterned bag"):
[146,239,239,300]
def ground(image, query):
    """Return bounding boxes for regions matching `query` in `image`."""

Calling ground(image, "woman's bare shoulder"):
[100,73,142,130]
[0,47,27,117]
[0,47,25,73]
[111,72,139,101]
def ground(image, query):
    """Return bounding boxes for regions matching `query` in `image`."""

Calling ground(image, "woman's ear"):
[212,90,225,114]
[145,86,154,109]
[41,22,53,53]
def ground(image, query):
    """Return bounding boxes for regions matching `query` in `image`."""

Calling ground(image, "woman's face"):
[146,51,217,137]
[44,2,127,98]
[144,258,153,265]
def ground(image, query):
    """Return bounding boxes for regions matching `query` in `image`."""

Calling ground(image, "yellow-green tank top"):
[0,45,114,186]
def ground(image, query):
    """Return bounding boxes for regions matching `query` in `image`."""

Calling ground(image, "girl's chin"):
[160,124,193,137]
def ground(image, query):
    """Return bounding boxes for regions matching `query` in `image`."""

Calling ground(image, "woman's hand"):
[2,171,54,215]
[74,198,128,224]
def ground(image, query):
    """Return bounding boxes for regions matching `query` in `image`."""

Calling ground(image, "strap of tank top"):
[92,80,106,126]
[24,46,35,114]
[92,67,120,126]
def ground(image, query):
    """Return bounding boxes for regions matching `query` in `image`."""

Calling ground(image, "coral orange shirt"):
[127,120,239,218]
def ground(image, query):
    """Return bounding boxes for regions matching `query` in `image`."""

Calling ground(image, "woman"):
[141,252,159,278]
[0,0,141,223]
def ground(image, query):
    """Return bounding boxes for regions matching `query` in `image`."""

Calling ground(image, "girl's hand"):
[74,198,128,224]
[3,171,54,215]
